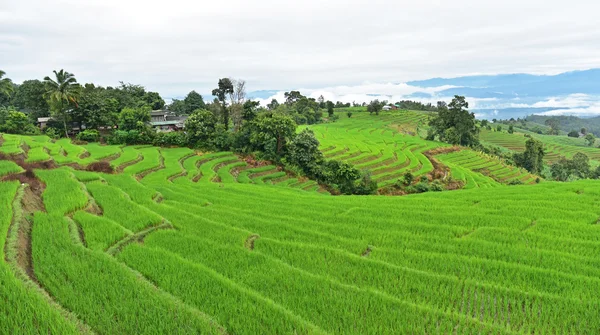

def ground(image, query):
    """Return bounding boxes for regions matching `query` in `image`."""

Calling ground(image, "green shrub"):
[107,130,154,145]
[430,180,444,192]
[152,131,187,147]
[45,127,61,139]
[76,129,100,142]
[414,181,430,193]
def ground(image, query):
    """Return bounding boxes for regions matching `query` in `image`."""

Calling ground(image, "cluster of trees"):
[513,137,545,175]
[550,153,600,181]
[0,69,168,138]
[526,114,600,137]
[427,96,479,147]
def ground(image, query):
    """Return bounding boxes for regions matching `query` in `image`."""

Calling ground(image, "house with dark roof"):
[149,110,188,132]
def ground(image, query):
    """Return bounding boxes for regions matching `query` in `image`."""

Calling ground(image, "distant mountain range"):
[243,69,600,120]
[407,69,600,98]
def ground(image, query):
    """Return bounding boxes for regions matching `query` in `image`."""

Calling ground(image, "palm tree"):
[0,70,14,97]
[43,69,81,137]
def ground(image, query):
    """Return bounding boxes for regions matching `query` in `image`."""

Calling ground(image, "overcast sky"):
[1,0,600,98]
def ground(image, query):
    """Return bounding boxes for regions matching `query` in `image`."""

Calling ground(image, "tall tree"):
[284,91,303,105]
[513,137,545,174]
[11,79,49,118]
[545,118,560,135]
[367,99,383,116]
[0,70,14,98]
[232,79,246,105]
[326,101,335,117]
[183,90,206,113]
[267,99,279,110]
[211,78,234,130]
[43,69,81,137]
[143,91,165,110]
[427,95,479,147]
[585,133,596,147]
[249,112,296,157]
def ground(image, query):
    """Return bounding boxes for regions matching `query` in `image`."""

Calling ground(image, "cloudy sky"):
[1,0,600,99]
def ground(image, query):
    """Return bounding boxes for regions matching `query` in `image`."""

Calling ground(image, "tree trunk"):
[63,117,69,139]
[61,102,69,138]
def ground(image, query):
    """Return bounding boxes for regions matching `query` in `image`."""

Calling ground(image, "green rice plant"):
[72,210,131,251]
[109,145,139,168]
[70,170,103,182]
[31,212,223,334]
[123,147,162,176]
[0,134,23,154]
[0,181,83,334]
[0,160,22,177]
[86,182,162,231]
[35,169,88,215]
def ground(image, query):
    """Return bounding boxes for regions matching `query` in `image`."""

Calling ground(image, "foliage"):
[107,129,154,145]
[550,152,591,181]
[568,130,580,138]
[118,107,151,131]
[0,70,14,98]
[585,133,595,147]
[43,69,81,137]
[212,78,234,130]
[248,112,296,158]
[286,128,324,173]
[76,129,100,142]
[152,131,187,147]
[142,91,165,110]
[367,99,383,115]
[44,127,61,139]
[544,118,561,135]
[513,138,545,174]
[184,109,217,149]
[427,96,479,147]
[10,79,49,118]
[183,90,206,114]
[0,108,39,134]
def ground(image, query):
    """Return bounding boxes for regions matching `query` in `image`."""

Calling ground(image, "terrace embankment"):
[423,146,463,181]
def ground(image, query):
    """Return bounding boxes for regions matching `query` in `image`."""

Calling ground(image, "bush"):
[430,180,444,192]
[107,129,154,145]
[347,111,353,118]
[76,129,100,142]
[403,172,414,186]
[508,179,524,185]
[152,131,187,147]
[414,181,430,193]
[45,127,61,139]
[329,114,339,122]
[210,125,233,151]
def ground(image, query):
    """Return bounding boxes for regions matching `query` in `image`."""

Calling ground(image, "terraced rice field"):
[480,129,600,163]
[437,150,538,188]
[307,111,445,188]
[2,133,600,333]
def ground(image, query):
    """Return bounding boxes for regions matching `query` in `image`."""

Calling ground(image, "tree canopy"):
[427,95,479,147]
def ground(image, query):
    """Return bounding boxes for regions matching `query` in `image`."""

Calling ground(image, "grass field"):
[2,116,600,333]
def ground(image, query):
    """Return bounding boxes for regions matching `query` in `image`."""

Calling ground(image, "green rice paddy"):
[2,113,600,333]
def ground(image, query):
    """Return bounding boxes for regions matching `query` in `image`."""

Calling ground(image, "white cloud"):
[1,0,600,98]
[253,82,456,106]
